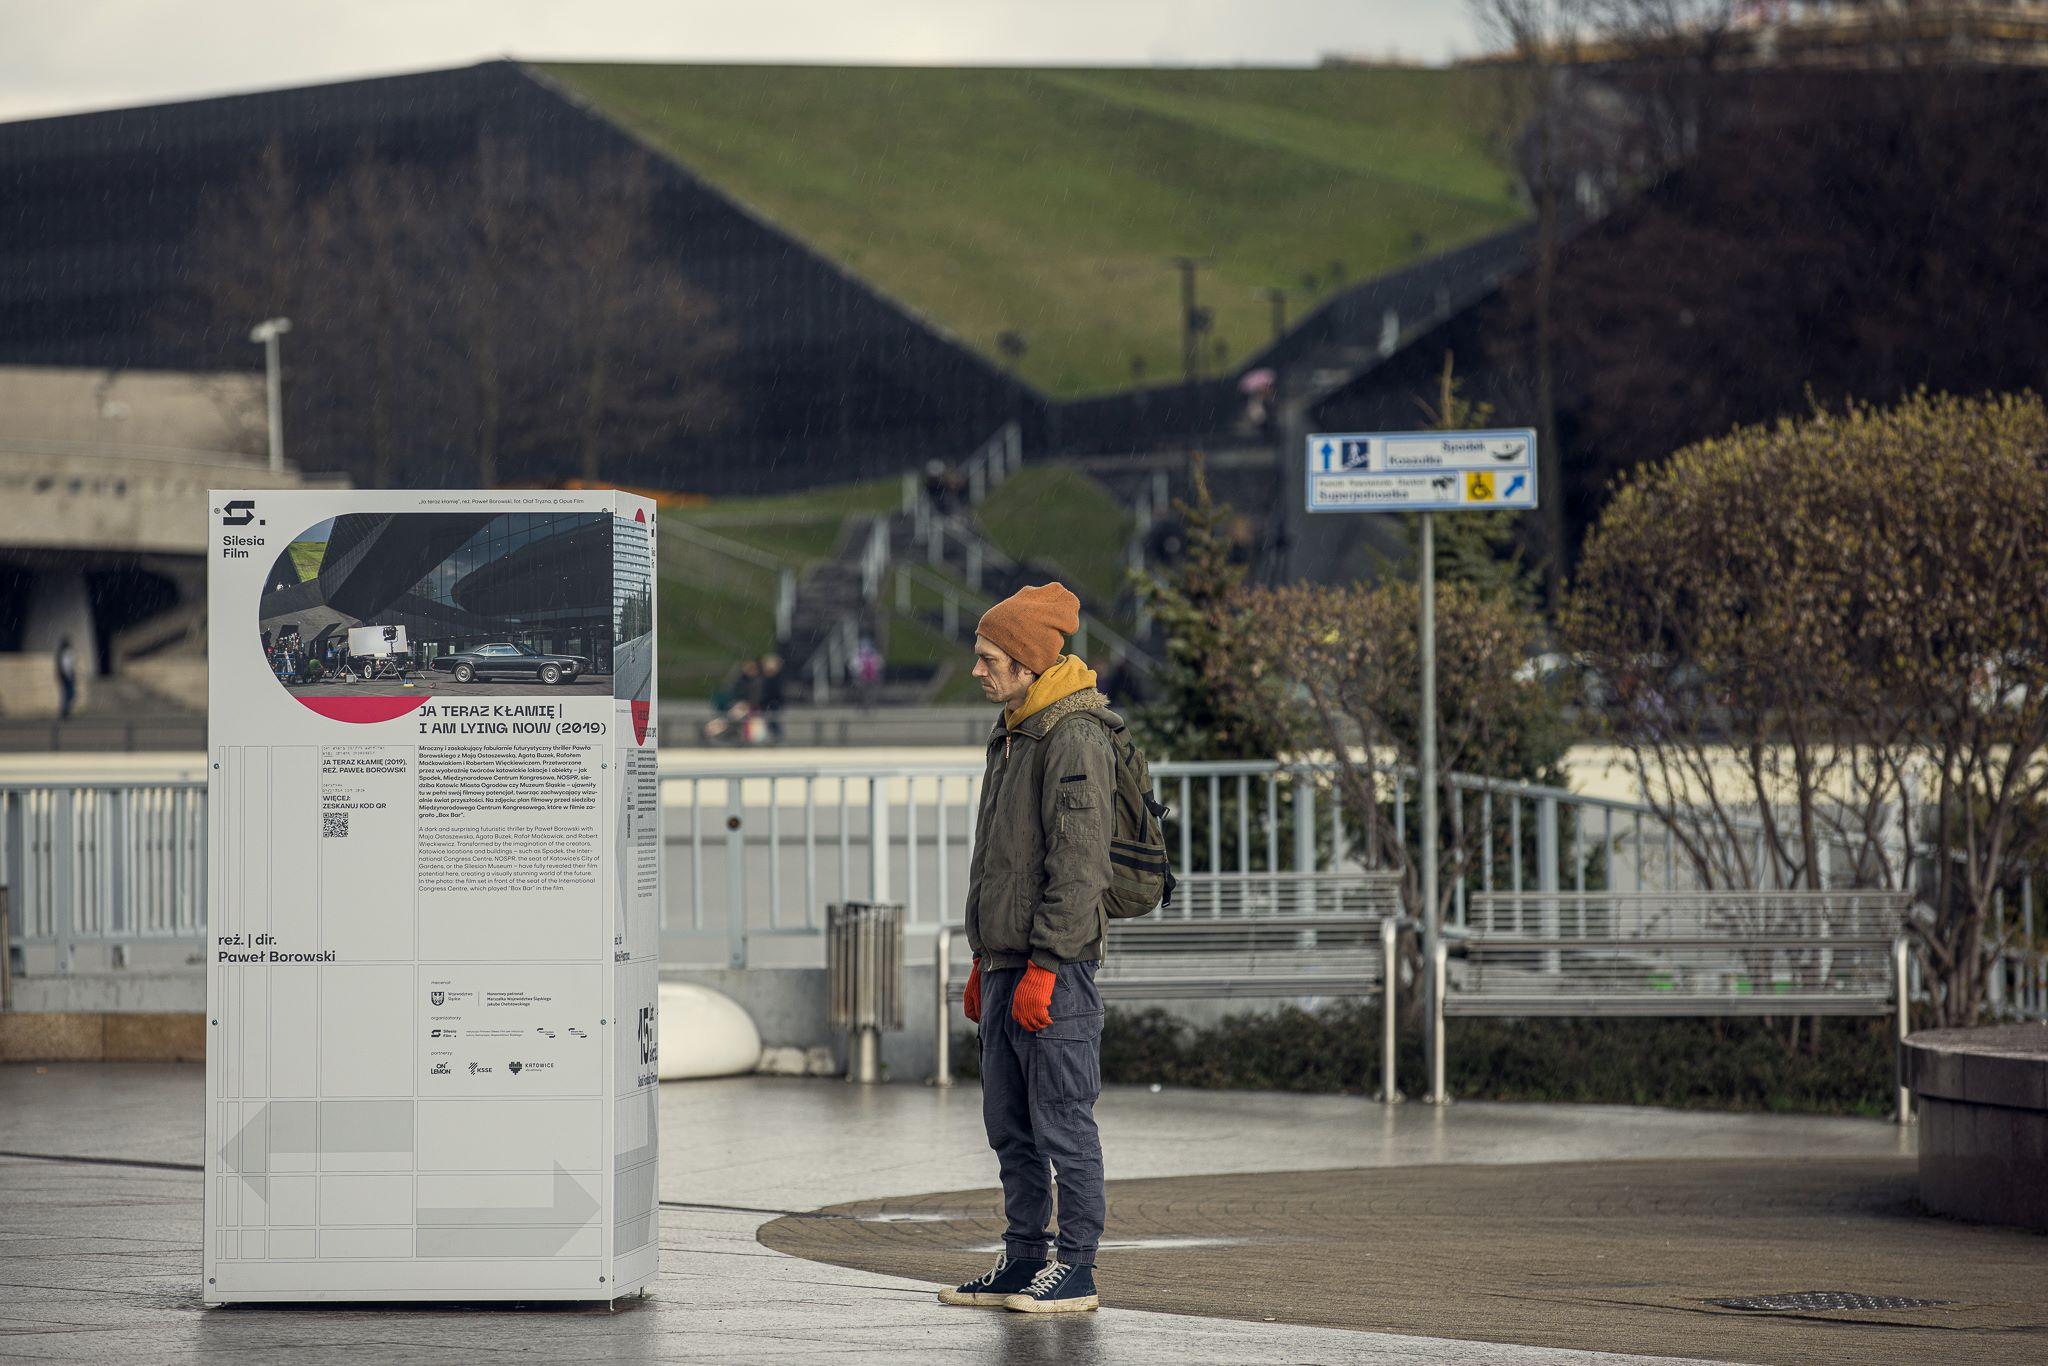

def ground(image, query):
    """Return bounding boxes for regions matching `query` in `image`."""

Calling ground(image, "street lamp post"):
[249,317,291,474]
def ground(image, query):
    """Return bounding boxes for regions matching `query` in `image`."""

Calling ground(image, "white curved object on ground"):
[657,982,764,1081]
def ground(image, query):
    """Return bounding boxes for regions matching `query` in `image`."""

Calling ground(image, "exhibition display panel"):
[205,489,660,1303]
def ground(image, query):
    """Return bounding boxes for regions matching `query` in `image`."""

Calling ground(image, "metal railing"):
[914,497,1015,577]
[1450,890,1910,1012]
[962,423,1023,507]
[901,422,1022,530]
[805,618,861,705]
[659,763,981,967]
[654,757,1838,966]
[934,900,1404,1099]
[0,759,1961,966]
[1987,872,2048,1020]
[1428,890,1916,1119]
[859,517,890,605]
[2,779,207,975]
[9,759,2045,1042]
[1167,869,1403,919]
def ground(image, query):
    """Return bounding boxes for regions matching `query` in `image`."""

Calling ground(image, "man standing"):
[939,583,1115,1315]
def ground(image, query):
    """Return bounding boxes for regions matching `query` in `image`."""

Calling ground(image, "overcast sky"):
[0,1,1487,122]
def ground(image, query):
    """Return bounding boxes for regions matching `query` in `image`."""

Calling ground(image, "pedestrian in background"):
[55,636,78,719]
[854,636,882,711]
[759,653,786,743]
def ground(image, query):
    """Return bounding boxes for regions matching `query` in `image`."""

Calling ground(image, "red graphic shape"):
[631,699,652,745]
[298,696,430,724]
[634,508,647,522]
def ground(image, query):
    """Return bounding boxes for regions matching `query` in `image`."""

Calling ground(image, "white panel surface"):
[205,489,658,1303]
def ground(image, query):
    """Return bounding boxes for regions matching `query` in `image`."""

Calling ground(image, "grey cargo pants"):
[978,961,1105,1266]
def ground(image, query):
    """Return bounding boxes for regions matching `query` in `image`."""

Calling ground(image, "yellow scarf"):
[1005,654,1097,729]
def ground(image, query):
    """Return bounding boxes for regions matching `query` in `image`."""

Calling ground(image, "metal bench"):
[1166,870,1404,920]
[1427,889,1916,1118]
[935,870,1407,1101]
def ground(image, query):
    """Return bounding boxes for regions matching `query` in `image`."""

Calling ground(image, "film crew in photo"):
[205,488,659,1304]
[345,625,412,683]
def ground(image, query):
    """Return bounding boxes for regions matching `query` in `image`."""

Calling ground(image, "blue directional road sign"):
[1305,428,1539,513]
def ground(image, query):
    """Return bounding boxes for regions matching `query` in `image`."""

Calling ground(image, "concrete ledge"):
[0,1011,205,1062]
[8,971,206,1013]
[1901,1024,2048,1230]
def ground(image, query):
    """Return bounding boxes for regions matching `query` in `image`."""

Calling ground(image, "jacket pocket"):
[1030,1008,1103,1104]
[1038,1008,1103,1042]
[1055,786,1096,841]
[995,884,1035,955]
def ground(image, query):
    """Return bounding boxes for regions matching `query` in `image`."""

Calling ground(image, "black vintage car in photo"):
[433,641,589,685]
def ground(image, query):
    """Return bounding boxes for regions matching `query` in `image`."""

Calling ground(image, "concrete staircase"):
[885,490,1160,678]
[118,658,207,713]
[778,517,887,702]
[778,425,1165,702]
[104,595,209,713]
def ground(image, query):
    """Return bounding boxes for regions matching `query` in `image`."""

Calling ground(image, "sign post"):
[1304,428,1538,1105]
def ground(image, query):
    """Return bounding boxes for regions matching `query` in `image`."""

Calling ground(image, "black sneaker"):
[1003,1260,1099,1313]
[937,1252,1047,1307]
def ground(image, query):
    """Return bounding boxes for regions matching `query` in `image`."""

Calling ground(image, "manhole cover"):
[1712,1291,1956,1313]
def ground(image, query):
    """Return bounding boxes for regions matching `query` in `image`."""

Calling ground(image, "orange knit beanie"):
[976,583,1080,674]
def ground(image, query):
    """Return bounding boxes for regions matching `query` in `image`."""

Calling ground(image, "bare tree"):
[510,153,732,484]
[1212,578,1563,979]
[173,141,731,489]
[464,136,520,487]
[1586,0,1741,166]
[1568,392,2048,1027]
[1470,0,1590,608]
[169,136,304,457]
[1522,55,2048,527]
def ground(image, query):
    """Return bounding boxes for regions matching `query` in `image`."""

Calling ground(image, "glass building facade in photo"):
[259,511,616,673]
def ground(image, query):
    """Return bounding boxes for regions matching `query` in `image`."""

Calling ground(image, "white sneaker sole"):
[1002,1293,1100,1313]
[936,1289,1010,1307]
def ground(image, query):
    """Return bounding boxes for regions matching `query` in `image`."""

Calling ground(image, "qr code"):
[322,811,349,838]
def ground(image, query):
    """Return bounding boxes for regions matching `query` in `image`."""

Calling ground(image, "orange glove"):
[1010,963,1056,1032]
[962,960,983,1024]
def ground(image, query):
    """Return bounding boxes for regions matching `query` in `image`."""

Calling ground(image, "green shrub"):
[954,1005,1895,1116]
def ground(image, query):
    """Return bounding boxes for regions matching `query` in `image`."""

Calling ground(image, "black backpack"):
[1079,715,1176,917]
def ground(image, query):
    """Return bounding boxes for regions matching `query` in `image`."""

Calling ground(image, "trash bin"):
[826,901,903,1083]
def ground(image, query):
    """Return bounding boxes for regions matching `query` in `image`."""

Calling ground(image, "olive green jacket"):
[963,687,1119,971]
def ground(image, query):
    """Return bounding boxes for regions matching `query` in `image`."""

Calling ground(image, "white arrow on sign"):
[417,1163,601,1253]
[219,1101,411,1194]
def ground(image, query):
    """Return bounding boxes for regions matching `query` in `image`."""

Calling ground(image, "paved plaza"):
[768,1159,2045,1363]
[7,1064,2040,1363]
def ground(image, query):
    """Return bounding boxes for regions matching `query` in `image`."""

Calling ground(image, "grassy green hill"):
[286,541,325,581]
[541,63,1524,397]
[975,465,1133,613]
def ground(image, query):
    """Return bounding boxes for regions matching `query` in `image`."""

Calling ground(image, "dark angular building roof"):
[0,60,1533,494]
[0,62,1034,493]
